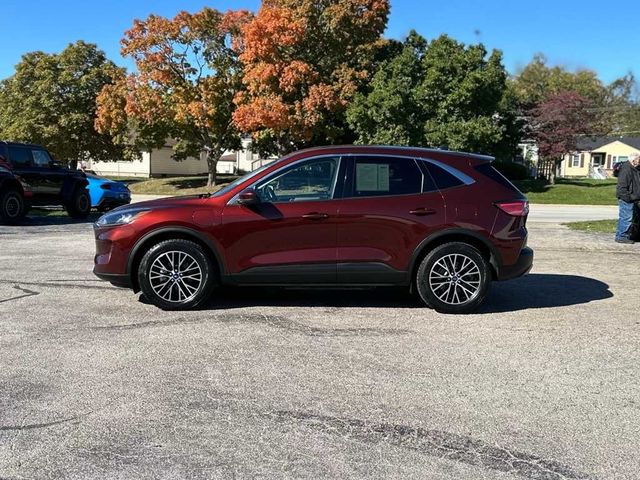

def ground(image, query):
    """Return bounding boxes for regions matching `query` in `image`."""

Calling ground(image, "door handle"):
[409,208,437,216]
[302,212,329,220]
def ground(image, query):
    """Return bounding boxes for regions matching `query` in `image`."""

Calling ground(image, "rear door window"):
[8,146,33,168]
[349,156,424,198]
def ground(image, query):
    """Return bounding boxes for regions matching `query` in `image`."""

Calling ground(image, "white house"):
[86,137,274,178]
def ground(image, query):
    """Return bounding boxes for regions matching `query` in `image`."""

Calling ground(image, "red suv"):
[93,146,532,313]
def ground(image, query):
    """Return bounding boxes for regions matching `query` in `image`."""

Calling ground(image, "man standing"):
[615,152,640,243]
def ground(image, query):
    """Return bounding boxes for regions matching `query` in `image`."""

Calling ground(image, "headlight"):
[96,208,150,227]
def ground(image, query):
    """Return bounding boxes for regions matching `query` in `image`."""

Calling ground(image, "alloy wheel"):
[428,253,481,305]
[149,250,203,303]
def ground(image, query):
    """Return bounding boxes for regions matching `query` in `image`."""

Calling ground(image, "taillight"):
[495,200,529,217]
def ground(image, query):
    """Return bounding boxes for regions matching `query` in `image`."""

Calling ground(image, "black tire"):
[138,239,216,310]
[0,188,26,224]
[65,187,91,219]
[416,242,491,314]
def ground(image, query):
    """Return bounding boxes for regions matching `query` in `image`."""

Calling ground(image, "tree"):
[233,0,390,156]
[529,91,593,184]
[607,73,640,135]
[512,54,607,108]
[0,41,124,167]
[346,31,427,146]
[347,33,519,158]
[96,8,251,187]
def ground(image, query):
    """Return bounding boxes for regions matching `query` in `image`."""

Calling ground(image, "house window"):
[571,154,580,167]
[615,156,628,164]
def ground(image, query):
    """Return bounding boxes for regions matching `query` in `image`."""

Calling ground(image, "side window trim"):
[418,158,476,187]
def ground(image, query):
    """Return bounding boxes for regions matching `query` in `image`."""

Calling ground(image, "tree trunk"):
[205,150,220,188]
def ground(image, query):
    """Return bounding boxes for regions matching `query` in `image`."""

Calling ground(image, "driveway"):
[0,219,637,479]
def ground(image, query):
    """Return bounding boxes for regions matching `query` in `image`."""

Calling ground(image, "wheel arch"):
[409,229,501,285]
[127,227,224,292]
[0,178,25,196]
[61,177,89,204]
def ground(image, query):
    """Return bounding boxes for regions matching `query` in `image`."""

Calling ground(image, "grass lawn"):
[514,178,617,205]
[124,174,240,196]
[564,219,617,234]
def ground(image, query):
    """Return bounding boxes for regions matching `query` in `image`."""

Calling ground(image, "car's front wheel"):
[138,239,216,310]
[416,242,491,314]
[66,187,91,219]
[0,188,26,224]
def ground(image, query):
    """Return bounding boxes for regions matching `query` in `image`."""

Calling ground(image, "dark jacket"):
[616,161,640,203]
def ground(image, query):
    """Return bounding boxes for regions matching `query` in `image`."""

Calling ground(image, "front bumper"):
[496,247,533,281]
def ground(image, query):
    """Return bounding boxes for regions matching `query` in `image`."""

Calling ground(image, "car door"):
[220,155,345,284]
[7,146,39,195]
[336,155,446,284]
[31,148,64,201]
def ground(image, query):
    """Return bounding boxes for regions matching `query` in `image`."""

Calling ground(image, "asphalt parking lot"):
[1,216,639,479]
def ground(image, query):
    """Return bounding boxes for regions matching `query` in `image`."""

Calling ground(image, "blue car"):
[85,173,131,212]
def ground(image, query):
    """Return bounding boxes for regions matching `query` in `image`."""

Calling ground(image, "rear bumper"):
[93,270,132,288]
[496,247,533,281]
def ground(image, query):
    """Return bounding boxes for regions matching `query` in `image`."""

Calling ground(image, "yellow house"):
[561,137,640,177]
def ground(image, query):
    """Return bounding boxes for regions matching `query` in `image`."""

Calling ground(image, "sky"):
[0,0,637,84]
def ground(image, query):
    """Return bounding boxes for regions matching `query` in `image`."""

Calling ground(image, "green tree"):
[0,41,124,167]
[512,54,607,107]
[607,73,640,135]
[347,33,518,157]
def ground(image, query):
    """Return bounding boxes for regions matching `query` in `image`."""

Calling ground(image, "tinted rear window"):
[8,146,32,168]
[474,163,522,194]
[423,162,464,190]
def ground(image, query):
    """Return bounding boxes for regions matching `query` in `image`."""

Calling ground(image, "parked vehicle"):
[85,173,131,212]
[0,156,32,224]
[93,145,533,313]
[0,142,91,219]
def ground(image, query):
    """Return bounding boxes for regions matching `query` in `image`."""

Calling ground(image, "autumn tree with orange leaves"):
[96,8,251,186]
[233,0,390,156]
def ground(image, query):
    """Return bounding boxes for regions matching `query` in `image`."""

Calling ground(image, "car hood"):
[112,194,212,212]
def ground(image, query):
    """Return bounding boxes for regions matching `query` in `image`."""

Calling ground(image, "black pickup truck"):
[0,141,91,219]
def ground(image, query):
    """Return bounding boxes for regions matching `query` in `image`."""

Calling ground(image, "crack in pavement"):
[0,397,122,432]
[0,415,81,432]
[92,312,412,337]
[216,313,412,337]
[0,280,119,291]
[269,410,595,480]
[0,285,40,304]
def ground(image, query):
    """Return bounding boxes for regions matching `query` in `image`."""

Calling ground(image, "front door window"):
[256,157,340,203]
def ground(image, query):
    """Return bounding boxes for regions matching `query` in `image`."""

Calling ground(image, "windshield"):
[212,161,278,197]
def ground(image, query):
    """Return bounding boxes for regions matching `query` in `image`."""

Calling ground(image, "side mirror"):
[237,188,260,206]
[50,161,63,169]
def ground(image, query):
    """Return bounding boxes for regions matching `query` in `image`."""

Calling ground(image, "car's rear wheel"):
[138,239,216,310]
[66,187,91,219]
[0,188,26,224]
[416,242,490,314]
